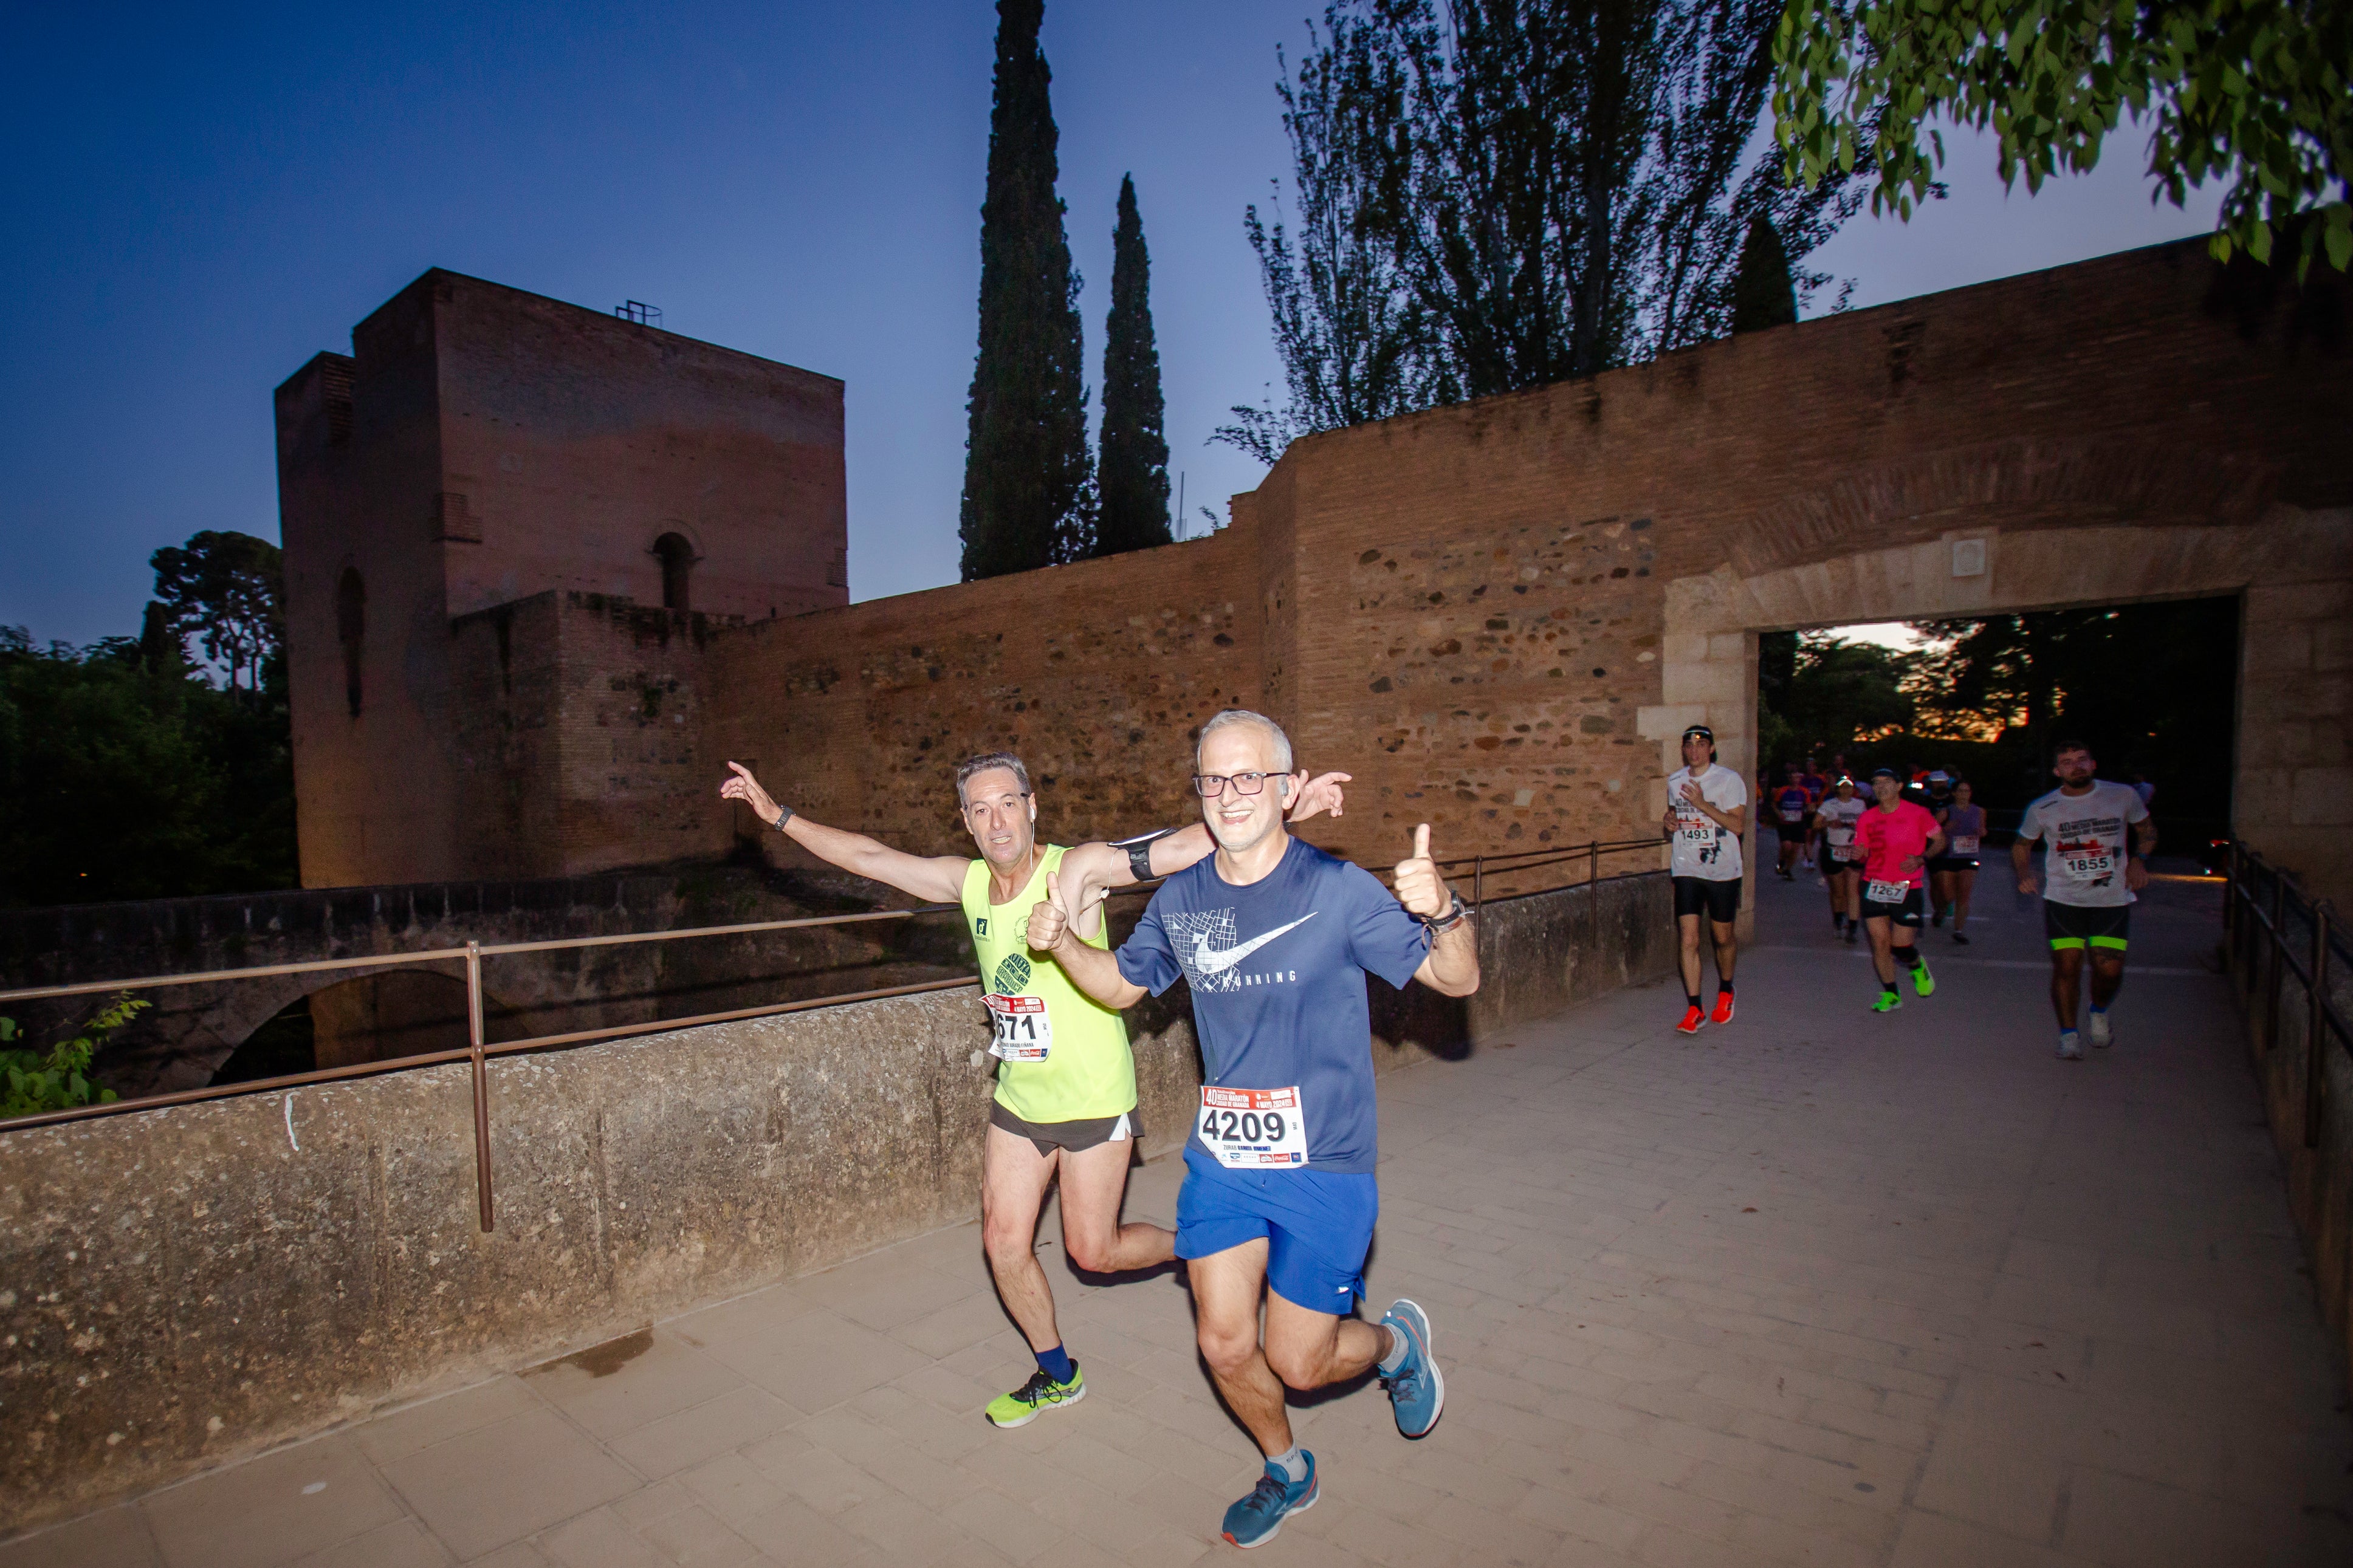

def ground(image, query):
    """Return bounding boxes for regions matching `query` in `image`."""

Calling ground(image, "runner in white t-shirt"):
[1660,724,1748,1035]
[2011,741,2156,1059]
[1811,777,1868,943]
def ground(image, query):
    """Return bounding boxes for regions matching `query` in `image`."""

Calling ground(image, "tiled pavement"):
[12,864,2353,1567]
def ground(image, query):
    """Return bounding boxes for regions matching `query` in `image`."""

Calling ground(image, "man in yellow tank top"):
[719,750,1347,1429]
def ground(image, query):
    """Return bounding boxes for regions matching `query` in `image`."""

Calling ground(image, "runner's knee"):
[1263,1338,1328,1391]
[1197,1319,1260,1377]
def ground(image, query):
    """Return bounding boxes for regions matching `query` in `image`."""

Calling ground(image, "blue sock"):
[2090,1004,2107,1015]
[1035,1343,1075,1385]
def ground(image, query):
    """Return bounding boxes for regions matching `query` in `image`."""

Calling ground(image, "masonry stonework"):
[282,241,2352,909]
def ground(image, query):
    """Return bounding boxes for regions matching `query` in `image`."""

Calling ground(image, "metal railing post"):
[1472,856,1484,911]
[1589,840,1602,951]
[466,940,495,1233]
[2308,902,2332,1150]
[2265,872,2286,1052]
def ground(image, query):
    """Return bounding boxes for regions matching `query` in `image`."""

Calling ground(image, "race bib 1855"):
[1198,1086,1308,1168]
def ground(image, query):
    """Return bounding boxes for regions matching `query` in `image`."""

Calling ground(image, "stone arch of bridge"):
[1638,445,2352,933]
[169,958,531,1090]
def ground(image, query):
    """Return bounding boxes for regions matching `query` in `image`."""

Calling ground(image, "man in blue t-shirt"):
[1028,709,1479,1549]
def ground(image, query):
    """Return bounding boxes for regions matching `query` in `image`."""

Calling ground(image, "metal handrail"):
[2223,843,2348,1149]
[0,832,1675,1213]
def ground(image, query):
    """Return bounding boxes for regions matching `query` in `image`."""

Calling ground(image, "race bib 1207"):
[1949,835,1980,855]
[1198,1085,1308,1168]
[985,993,1051,1061]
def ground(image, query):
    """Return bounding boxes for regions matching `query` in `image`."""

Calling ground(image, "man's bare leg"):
[980,1124,1063,1352]
[1055,1136,1175,1275]
[1189,1240,1293,1458]
[1677,912,1705,998]
[1263,1291,1389,1394]
[2049,948,2085,1031]
[1709,918,1737,987]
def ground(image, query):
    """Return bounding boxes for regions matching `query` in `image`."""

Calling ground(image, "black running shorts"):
[990,1103,1136,1156]
[1672,875,1742,923]
[1863,885,1926,927]
[2044,900,2129,953]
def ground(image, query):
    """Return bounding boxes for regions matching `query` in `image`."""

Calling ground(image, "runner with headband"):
[1661,724,1748,1033]
[1812,776,1867,943]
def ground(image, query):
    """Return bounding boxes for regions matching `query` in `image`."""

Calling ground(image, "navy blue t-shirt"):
[1114,836,1431,1174]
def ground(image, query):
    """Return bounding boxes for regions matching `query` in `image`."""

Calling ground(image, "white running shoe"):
[2057,1031,2084,1060]
[2088,1011,2112,1049]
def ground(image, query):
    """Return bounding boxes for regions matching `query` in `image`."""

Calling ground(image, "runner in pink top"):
[1855,768,1945,1013]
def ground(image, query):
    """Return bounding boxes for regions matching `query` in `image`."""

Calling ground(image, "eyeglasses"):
[1192,772,1272,798]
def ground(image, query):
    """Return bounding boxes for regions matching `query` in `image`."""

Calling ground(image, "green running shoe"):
[1911,958,1935,997]
[1872,990,1902,1013]
[985,1364,1085,1428]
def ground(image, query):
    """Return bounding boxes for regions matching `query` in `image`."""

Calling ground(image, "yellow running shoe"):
[985,1365,1085,1428]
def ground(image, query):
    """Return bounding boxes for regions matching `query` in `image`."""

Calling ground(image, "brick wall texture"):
[286,239,2353,902]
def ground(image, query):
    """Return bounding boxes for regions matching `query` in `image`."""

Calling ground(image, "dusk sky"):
[2,1,2222,649]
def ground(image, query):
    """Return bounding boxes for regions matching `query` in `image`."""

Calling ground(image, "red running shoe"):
[1676,1005,1706,1035]
[1711,991,1736,1025]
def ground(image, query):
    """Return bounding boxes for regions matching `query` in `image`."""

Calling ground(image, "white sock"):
[1376,1322,1409,1373]
[1269,1445,1308,1482]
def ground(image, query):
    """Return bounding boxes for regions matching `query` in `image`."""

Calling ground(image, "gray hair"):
[1197,708,1294,774]
[955,751,1032,804]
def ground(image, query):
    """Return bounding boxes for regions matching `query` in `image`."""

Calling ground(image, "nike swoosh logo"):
[1192,914,1317,975]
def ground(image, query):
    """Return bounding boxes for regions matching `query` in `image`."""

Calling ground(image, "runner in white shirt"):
[2011,741,2157,1059]
[1811,777,1868,943]
[1659,724,1748,1034]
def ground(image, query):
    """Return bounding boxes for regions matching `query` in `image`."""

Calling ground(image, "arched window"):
[335,567,365,717]
[653,532,696,612]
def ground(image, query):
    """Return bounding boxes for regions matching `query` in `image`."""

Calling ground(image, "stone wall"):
[0,870,1670,1532]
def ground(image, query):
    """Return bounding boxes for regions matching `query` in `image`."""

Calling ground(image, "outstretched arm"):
[1054,770,1358,936]
[1026,874,1147,1010]
[719,762,967,905]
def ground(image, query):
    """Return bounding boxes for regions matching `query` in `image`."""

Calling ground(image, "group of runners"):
[711,716,2155,1549]
[1671,728,2155,1048]
[720,710,1472,1549]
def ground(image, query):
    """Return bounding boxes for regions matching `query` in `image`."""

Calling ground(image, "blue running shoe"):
[1221,1452,1317,1549]
[1379,1298,1445,1439]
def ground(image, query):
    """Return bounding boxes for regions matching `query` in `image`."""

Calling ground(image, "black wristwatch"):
[1423,892,1470,933]
[770,804,795,830]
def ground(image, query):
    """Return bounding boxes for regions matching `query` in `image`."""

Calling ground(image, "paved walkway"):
[12,863,2353,1568]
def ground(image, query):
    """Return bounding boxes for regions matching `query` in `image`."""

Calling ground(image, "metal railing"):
[2223,844,2351,1148]
[0,835,1669,1228]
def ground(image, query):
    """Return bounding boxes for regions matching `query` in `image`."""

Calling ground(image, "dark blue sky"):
[1,2,2218,648]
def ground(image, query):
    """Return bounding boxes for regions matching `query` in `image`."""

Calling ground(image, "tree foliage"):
[1096,175,1174,556]
[1219,0,1870,462]
[1766,635,1918,752]
[1731,212,1800,327]
[1771,0,2353,275]
[960,0,1094,578]
[149,530,283,697]
[1,532,297,906]
[1,995,146,1118]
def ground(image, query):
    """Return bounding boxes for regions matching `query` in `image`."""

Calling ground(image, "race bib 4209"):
[1198,1085,1308,1168]
[985,993,1051,1062]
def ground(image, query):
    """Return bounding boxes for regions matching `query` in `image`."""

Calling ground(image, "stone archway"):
[1639,468,2352,926]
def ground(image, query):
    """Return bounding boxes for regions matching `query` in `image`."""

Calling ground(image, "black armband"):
[1113,826,1181,880]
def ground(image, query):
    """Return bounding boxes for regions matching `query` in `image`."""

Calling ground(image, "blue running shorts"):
[1176,1146,1379,1315]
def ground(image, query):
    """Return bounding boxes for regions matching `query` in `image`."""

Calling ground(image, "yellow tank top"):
[960,845,1137,1125]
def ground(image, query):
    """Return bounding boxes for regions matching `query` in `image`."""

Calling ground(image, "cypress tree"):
[1730,214,1798,333]
[959,0,1092,580]
[1095,174,1172,556]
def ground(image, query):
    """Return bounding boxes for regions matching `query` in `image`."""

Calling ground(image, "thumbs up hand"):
[1393,823,1449,917]
[1026,871,1072,953]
